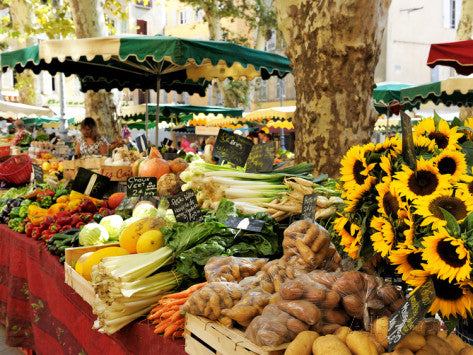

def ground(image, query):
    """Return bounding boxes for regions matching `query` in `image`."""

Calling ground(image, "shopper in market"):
[74,117,108,157]
[258,129,272,143]
[203,136,217,164]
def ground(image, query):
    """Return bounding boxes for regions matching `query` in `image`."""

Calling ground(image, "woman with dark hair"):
[74,117,108,157]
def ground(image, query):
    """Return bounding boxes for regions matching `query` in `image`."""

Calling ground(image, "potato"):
[370,316,389,349]
[280,280,305,300]
[321,291,341,309]
[312,334,351,355]
[304,287,327,303]
[425,334,455,355]
[277,300,321,325]
[345,331,378,355]
[389,298,405,312]
[286,317,310,333]
[332,271,365,294]
[222,305,259,327]
[342,294,365,318]
[377,284,401,304]
[412,320,427,336]
[324,309,349,325]
[389,348,414,355]
[446,332,467,354]
[460,347,473,355]
[416,343,440,355]
[394,331,425,352]
[320,323,341,335]
[284,330,319,355]
[334,326,350,342]
[437,330,448,339]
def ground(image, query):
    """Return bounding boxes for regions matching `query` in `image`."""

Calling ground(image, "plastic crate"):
[0,154,32,184]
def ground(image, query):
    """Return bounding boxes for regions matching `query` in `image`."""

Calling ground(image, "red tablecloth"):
[0,224,186,354]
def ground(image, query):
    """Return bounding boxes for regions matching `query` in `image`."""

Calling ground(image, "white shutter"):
[171,10,176,26]
[442,0,451,28]
[455,0,462,28]
[186,8,192,23]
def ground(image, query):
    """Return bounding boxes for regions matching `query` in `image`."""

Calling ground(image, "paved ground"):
[0,325,25,355]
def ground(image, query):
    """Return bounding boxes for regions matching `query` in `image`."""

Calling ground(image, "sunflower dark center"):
[468,181,473,195]
[382,192,399,219]
[438,157,457,175]
[406,252,423,270]
[408,170,439,196]
[433,276,464,301]
[428,132,449,149]
[429,196,467,221]
[437,239,467,268]
[353,160,366,185]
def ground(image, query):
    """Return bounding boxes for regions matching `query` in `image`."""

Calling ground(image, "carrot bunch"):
[148,282,207,337]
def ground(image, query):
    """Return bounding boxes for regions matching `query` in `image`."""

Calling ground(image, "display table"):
[0,224,186,354]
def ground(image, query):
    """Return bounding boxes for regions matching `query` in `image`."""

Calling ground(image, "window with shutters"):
[179,8,192,25]
[266,29,277,51]
[135,0,152,8]
[136,19,148,35]
[194,9,204,22]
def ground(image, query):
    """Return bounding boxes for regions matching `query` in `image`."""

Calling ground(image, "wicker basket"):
[0,154,32,184]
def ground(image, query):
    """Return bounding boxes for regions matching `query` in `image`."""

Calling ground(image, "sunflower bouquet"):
[333,114,473,325]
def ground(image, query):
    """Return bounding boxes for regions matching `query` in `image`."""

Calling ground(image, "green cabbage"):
[99,215,124,240]
[132,203,158,219]
[79,223,109,246]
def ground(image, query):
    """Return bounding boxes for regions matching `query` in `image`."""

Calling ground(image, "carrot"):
[169,310,184,322]
[148,306,168,320]
[161,282,207,299]
[172,330,184,338]
[160,309,178,320]
[163,321,183,337]
[154,318,174,334]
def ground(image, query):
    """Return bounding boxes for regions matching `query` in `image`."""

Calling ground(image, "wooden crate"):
[62,157,105,180]
[185,313,287,355]
[99,165,133,181]
[64,243,119,306]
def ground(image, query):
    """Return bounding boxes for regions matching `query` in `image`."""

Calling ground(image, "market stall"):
[0,101,54,119]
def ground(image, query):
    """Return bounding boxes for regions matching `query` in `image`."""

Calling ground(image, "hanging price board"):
[245,142,275,173]
[126,177,157,197]
[32,163,44,183]
[301,193,318,223]
[213,129,254,167]
[71,167,110,199]
[168,190,204,223]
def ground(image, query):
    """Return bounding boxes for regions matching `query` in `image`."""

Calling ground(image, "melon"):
[139,158,170,180]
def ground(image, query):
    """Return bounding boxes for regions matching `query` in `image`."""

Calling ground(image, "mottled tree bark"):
[273,0,391,177]
[456,0,473,120]
[69,0,120,140]
[9,0,39,105]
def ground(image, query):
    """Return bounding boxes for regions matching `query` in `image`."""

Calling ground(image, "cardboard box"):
[99,165,133,181]
[64,243,119,307]
[185,313,288,355]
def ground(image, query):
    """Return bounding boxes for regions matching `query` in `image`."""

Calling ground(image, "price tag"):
[32,163,44,183]
[162,138,173,147]
[71,167,111,199]
[387,279,436,351]
[224,216,265,232]
[213,129,254,167]
[168,190,204,223]
[135,134,148,153]
[302,193,318,223]
[126,177,157,197]
[245,142,276,173]
[162,152,181,161]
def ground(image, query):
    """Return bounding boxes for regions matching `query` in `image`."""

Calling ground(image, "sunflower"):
[434,149,467,183]
[374,135,402,159]
[393,157,449,201]
[340,145,376,191]
[413,135,436,154]
[396,208,415,246]
[389,246,425,283]
[414,191,472,230]
[460,117,473,141]
[456,175,473,199]
[370,216,396,257]
[413,117,463,151]
[343,181,373,213]
[376,176,403,220]
[421,230,471,282]
[379,156,393,178]
[428,276,473,318]
[333,215,361,260]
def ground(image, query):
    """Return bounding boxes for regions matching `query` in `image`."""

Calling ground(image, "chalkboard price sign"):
[302,193,318,223]
[387,279,436,351]
[168,190,204,223]
[126,177,157,197]
[71,167,111,199]
[32,163,44,183]
[213,129,254,167]
[162,152,180,161]
[135,134,148,153]
[245,142,275,173]
[224,216,265,232]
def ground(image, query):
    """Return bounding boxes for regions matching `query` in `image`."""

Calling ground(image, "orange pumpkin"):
[149,147,163,160]
[139,158,170,180]
[169,157,188,174]
[108,192,126,210]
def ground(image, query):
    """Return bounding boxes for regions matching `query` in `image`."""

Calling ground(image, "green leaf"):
[433,110,443,131]
[439,207,461,237]
[462,141,473,169]
[461,211,473,233]
[450,117,463,127]
[443,316,459,334]
[457,126,473,134]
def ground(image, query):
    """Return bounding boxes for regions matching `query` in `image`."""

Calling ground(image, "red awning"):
[427,39,473,75]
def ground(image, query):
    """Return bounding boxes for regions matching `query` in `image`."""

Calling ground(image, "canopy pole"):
[145,90,149,142]
[156,79,161,146]
[58,73,68,142]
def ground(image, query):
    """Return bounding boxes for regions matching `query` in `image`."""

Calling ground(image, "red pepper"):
[100,200,109,209]
[48,223,61,233]
[74,221,86,229]
[79,198,97,214]
[37,189,55,202]
[54,211,72,220]
[80,212,93,223]
[31,227,40,240]
[98,207,112,217]
[70,214,82,227]
[25,223,34,237]
[57,215,72,226]
[59,224,72,232]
